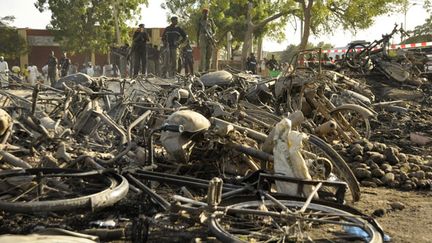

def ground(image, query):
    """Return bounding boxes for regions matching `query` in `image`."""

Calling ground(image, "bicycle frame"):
[126,170,385,242]
[346,24,401,69]
[127,169,348,207]
[288,48,324,75]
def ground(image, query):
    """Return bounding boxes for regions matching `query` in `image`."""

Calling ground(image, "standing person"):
[102,63,112,77]
[59,52,71,77]
[132,24,149,77]
[181,39,194,75]
[94,65,101,76]
[22,64,29,82]
[197,8,215,72]
[266,55,279,71]
[10,66,21,87]
[70,63,78,74]
[119,43,130,77]
[79,63,87,74]
[47,51,58,86]
[113,64,119,77]
[177,54,183,74]
[28,64,38,85]
[160,42,169,77]
[246,53,257,74]
[162,16,187,78]
[87,62,94,77]
[0,56,9,87]
[152,45,160,76]
[41,64,48,82]
[147,45,156,74]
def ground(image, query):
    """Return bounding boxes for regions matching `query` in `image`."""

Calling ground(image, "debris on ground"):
[0,50,431,242]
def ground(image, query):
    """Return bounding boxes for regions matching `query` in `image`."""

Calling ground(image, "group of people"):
[246,53,280,75]
[0,56,43,86]
[130,8,216,78]
[0,51,116,88]
[1,9,217,85]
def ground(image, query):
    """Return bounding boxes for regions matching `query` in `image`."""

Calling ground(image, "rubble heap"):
[0,55,430,241]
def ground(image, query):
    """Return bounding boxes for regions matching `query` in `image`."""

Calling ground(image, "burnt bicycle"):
[344,24,424,83]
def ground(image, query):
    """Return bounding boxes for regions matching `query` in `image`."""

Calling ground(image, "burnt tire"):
[0,168,128,213]
[209,199,383,243]
[345,44,369,70]
[307,134,361,202]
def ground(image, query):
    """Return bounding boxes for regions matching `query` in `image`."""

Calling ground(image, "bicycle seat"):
[348,40,370,45]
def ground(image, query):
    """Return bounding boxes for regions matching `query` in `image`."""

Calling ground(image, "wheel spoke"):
[210,200,380,242]
[0,169,128,213]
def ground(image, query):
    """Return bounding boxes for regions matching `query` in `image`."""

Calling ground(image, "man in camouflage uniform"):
[197,8,215,72]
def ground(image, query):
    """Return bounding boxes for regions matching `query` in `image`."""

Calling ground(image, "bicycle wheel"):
[0,168,128,213]
[304,135,361,202]
[345,44,369,69]
[330,104,373,140]
[209,199,383,243]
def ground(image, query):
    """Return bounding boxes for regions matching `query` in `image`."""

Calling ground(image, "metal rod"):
[106,110,152,163]
[261,191,293,213]
[211,117,268,142]
[172,195,207,207]
[126,174,171,211]
[228,142,274,162]
[132,170,241,191]
[0,150,32,168]
[299,182,322,213]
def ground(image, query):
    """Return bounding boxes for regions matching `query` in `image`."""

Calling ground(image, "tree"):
[35,0,148,55]
[0,16,15,27]
[163,0,296,68]
[404,16,432,43]
[295,0,406,51]
[0,16,28,60]
[241,1,297,67]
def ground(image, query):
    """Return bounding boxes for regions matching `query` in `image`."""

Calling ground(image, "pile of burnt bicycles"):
[2,35,422,241]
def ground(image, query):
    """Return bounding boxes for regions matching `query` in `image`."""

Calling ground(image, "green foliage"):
[403,16,432,43]
[162,0,295,47]
[35,0,148,54]
[411,16,432,37]
[303,0,429,39]
[296,0,406,50]
[0,16,28,59]
[0,16,15,27]
[403,34,432,44]
[424,0,432,13]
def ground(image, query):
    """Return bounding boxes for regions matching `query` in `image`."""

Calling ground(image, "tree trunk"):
[241,29,254,69]
[257,37,263,62]
[212,47,219,70]
[241,3,293,69]
[299,0,313,51]
[241,2,254,69]
[298,0,314,64]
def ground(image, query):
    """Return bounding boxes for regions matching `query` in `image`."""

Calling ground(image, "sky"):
[0,0,429,51]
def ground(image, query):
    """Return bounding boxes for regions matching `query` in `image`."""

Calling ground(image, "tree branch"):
[253,9,298,30]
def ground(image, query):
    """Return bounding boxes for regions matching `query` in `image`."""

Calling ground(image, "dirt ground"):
[352,187,432,243]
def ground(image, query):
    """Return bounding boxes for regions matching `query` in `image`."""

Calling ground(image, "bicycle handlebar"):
[382,24,398,40]
[382,23,409,41]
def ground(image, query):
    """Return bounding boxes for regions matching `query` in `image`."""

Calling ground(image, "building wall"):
[19,28,108,70]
